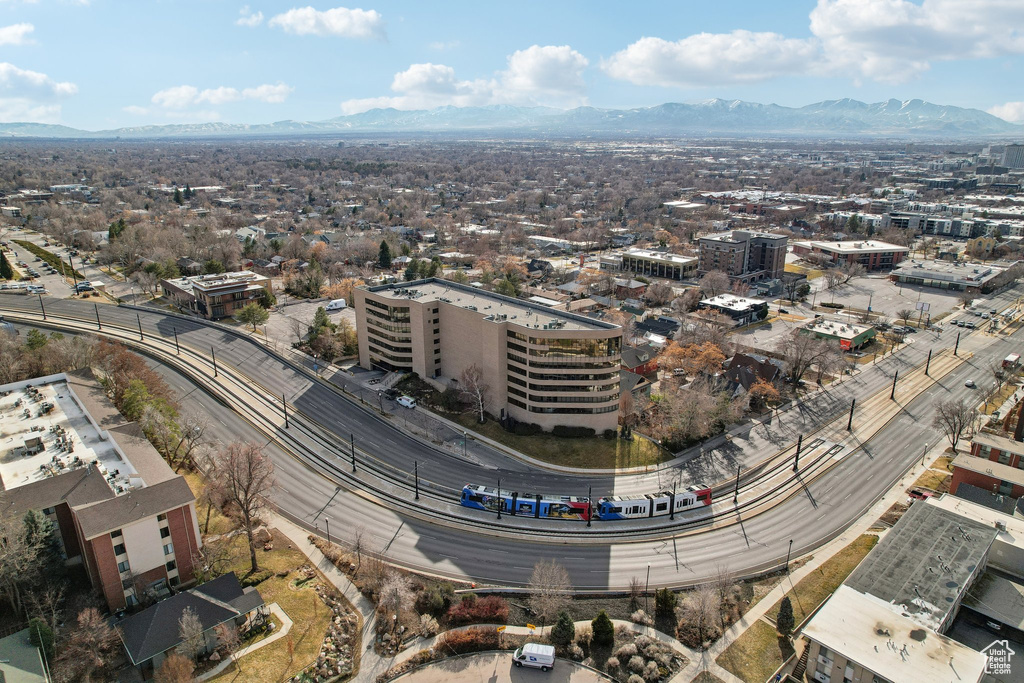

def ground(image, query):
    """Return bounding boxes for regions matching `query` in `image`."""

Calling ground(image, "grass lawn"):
[182,471,234,536]
[933,455,954,472]
[913,469,951,493]
[982,383,1018,415]
[716,621,787,683]
[692,672,726,683]
[767,535,878,625]
[449,413,672,469]
[207,530,342,683]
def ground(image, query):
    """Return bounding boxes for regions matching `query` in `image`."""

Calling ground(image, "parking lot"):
[1,231,92,298]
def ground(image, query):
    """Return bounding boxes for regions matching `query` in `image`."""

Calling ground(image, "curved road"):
[2,290,1020,590]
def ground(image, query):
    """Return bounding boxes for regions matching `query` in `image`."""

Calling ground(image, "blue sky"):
[1,0,1023,129]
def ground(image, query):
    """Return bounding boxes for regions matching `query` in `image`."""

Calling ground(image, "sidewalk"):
[199,602,293,681]
[675,439,951,683]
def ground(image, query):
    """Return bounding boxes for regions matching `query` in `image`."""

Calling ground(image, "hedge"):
[446,594,509,626]
[438,627,500,655]
[241,569,274,587]
[13,240,85,279]
[552,425,597,438]
[820,302,845,309]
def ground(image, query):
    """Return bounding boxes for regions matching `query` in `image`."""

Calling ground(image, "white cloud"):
[604,0,1024,89]
[429,40,460,51]
[150,83,293,108]
[603,31,818,87]
[0,100,60,122]
[341,44,589,114]
[989,102,1024,124]
[0,23,34,46]
[0,62,77,97]
[269,6,384,40]
[122,104,149,116]
[236,5,263,27]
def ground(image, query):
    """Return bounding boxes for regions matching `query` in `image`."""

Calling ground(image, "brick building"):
[697,230,787,283]
[160,271,272,320]
[0,371,201,611]
[791,239,909,271]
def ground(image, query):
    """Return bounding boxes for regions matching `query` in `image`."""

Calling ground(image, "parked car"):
[908,489,935,501]
[966,322,976,329]
[513,643,555,671]
[965,379,976,388]
[74,284,94,293]
[396,396,417,408]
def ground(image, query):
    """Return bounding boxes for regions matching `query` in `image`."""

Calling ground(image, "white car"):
[396,396,417,408]
[965,379,976,388]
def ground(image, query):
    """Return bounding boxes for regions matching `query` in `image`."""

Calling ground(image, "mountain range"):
[1,98,1020,139]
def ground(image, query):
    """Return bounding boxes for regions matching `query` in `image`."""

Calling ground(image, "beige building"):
[354,278,622,433]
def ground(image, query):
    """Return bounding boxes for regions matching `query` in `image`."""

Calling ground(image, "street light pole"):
[733,464,741,503]
[415,461,420,501]
[38,294,46,320]
[925,349,932,375]
[211,346,218,377]
[645,564,651,613]
[463,430,468,459]
[586,485,592,527]
[794,434,802,472]
[173,327,179,354]
[954,332,961,356]
[325,517,331,547]
[890,370,898,400]
[496,478,502,520]
[786,539,793,572]
[282,393,289,429]
[137,313,143,340]
[95,303,101,330]
[350,433,356,472]
[847,398,855,431]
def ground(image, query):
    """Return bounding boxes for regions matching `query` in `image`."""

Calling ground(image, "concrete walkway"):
[393,651,609,682]
[199,602,293,681]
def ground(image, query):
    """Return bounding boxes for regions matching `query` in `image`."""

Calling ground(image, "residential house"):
[614,278,647,299]
[621,343,659,376]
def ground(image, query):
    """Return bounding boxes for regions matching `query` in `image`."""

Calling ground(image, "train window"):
[610,506,622,513]
[656,502,667,512]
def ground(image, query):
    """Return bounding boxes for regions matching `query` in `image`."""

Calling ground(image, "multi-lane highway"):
[2,287,1020,590]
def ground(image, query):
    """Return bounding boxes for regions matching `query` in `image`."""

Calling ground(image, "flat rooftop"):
[621,248,697,265]
[795,239,909,254]
[364,278,618,333]
[805,318,874,338]
[162,270,267,295]
[952,452,1024,487]
[699,229,786,243]
[803,585,987,683]
[927,493,1024,563]
[844,501,997,632]
[0,374,175,496]
[700,293,766,311]
[891,260,1006,284]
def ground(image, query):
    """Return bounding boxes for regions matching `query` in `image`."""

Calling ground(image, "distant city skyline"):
[1,0,1023,130]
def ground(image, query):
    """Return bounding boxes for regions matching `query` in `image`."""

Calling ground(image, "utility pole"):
[325,517,331,547]
[786,539,793,572]
[925,349,932,375]
[954,332,961,356]
[282,392,288,428]
[794,434,802,472]
[211,346,218,377]
[415,461,420,500]
[733,464,741,503]
[587,485,592,528]
[38,294,46,320]
[173,327,179,354]
[890,370,898,400]
[95,303,101,329]
[137,313,143,340]
[463,430,468,459]
[496,478,502,520]
[645,564,651,613]
[670,481,677,521]
[350,434,356,472]
[847,398,856,431]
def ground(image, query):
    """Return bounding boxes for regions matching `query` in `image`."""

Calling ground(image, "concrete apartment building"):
[354,278,622,433]
[0,371,201,612]
[160,271,272,320]
[791,240,909,271]
[697,230,787,283]
[618,248,698,281]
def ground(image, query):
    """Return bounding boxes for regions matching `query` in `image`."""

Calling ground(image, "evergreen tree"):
[776,596,795,636]
[184,184,193,200]
[591,610,614,647]
[655,588,678,618]
[0,251,13,280]
[202,259,225,275]
[378,239,393,269]
[404,262,419,282]
[28,618,54,660]
[235,302,269,331]
[550,611,575,649]
[173,187,183,205]
[108,217,126,241]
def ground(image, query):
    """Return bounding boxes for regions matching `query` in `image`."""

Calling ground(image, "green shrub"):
[241,569,273,587]
[552,425,596,438]
[510,421,543,436]
[603,429,617,440]
[28,618,54,659]
[592,610,615,647]
[416,583,455,616]
[655,588,678,618]
[550,611,576,649]
[820,302,845,309]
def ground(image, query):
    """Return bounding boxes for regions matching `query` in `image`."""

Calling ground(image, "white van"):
[513,643,555,671]
[396,396,417,409]
[325,298,346,311]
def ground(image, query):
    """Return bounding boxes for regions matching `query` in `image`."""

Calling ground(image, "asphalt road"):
[5,286,1020,589]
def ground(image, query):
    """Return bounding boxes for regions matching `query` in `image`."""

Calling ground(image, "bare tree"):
[896,308,915,326]
[460,364,489,423]
[714,564,734,630]
[528,559,572,626]
[54,607,120,683]
[933,399,978,451]
[628,576,644,609]
[774,330,832,386]
[839,262,866,283]
[0,508,47,617]
[646,282,674,306]
[698,270,730,298]
[214,441,275,574]
[177,606,205,662]
[214,622,241,660]
[822,268,843,291]
[154,652,195,683]
[676,583,719,649]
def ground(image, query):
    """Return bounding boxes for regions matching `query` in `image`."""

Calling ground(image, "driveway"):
[394,652,609,682]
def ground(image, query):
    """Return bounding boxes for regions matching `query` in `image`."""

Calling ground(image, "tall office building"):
[697,230,788,283]
[355,279,622,433]
[1003,144,1024,169]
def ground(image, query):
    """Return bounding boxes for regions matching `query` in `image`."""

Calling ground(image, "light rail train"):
[460,483,711,521]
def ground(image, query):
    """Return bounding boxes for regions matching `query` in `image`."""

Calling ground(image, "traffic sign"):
[526,623,536,630]
[497,625,507,632]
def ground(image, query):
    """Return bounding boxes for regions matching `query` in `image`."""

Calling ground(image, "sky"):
[1,0,1023,130]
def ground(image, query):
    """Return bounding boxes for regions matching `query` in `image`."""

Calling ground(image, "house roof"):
[119,573,264,665]
[951,482,1020,515]
[620,344,656,370]
[74,476,195,540]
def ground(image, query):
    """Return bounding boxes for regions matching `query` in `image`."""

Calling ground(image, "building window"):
[166,560,177,572]
[121,578,133,590]
[157,513,167,522]
[42,507,55,515]
[113,543,126,556]
[111,529,122,538]
[163,542,174,555]
[117,560,130,573]
[170,576,180,587]
[999,452,1012,465]
[126,594,138,607]
[160,527,171,538]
